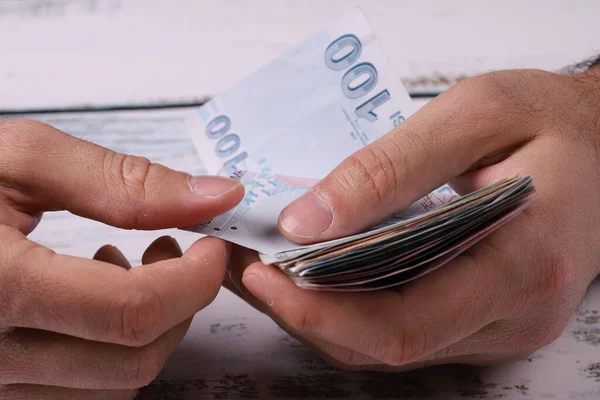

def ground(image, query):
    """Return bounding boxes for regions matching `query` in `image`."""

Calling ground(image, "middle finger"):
[0,321,190,389]
[241,238,514,367]
[0,235,190,389]
[0,229,228,347]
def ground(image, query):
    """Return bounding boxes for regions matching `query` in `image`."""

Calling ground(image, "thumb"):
[277,77,537,243]
[1,119,244,230]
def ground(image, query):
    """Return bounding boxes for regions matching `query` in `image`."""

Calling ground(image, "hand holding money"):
[0,120,244,397]
[186,8,599,369]
[187,10,534,291]
[223,56,600,368]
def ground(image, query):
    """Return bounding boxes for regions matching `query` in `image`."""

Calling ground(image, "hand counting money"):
[184,8,536,291]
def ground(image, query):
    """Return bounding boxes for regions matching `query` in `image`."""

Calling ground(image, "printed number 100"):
[324,34,390,122]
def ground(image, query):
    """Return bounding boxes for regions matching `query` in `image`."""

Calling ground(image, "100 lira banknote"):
[186,8,415,179]
[184,8,458,258]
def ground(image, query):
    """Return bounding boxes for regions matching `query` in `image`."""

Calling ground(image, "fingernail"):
[95,245,131,270]
[242,275,273,307]
[109,245,131,269]
[279,190,333,239]
[188,175,242,198]
[166,236,183,254]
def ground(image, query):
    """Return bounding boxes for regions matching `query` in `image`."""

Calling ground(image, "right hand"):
[228,67,600,372]
[0,119,244,399]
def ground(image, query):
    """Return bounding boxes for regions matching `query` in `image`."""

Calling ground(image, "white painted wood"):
[6,106,598,399]
[2,0,600,110]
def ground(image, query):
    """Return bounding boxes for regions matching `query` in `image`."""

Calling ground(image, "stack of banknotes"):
[184,8,535,291]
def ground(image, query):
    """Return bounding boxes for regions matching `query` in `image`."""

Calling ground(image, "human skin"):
[227,65,600,371]
[0,120,244,399]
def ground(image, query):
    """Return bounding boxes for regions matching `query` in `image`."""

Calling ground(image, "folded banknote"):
[184,8,536,291]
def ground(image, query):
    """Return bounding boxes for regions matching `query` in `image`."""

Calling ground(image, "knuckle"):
[459,71,550,121]
[456,73,524,119]
[105,152,152,200]
[287,305,322,336]
[531,253,579,304]
[111,284,165,347]
[371,326,420,367]
[102,152,153,228]
[332,348,372,369]
[0,228,40,323]
[122,347,163,388]
[524,317,568,350]
[372,309,431,367]
[372,327,406,366]
[392,126,433,186]
[338,145,399,207]
[318,339,364,369]
[119,154,152,196]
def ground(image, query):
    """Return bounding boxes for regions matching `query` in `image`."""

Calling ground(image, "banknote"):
[186,7,415,179]
[184,170,456,256]
[184,8,536,291]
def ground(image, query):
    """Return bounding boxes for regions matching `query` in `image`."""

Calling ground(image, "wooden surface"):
[3,1,600,399]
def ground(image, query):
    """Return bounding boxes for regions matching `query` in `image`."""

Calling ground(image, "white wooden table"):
[2,1,600,399]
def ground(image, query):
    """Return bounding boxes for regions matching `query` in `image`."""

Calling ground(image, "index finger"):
[278,73,541,243]
[241,231,522,366]
[0,226,228,347]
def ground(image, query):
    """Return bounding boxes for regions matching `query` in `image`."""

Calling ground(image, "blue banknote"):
[185,8,460,258]
[186,8,415,179]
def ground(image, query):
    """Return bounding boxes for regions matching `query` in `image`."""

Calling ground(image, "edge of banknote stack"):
[263,175,535,292]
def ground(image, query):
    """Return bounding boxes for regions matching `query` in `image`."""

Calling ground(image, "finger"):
[141,236,183,265]
[288,325,532,372]
[0,202,41,235]
[222,244,263,304]
[94,245,132,270]
[290,330,382,369]
[0,119,244,230]
[0,385,137,400]
[277,73,542,243]
[227,250,501,370]
[448,135,550,196]
[223,245,382,367]
[241,241,519,367]
[0,319,190,389]
[1,229,228,347]
[232,267,527,371]
[410,318,546,367]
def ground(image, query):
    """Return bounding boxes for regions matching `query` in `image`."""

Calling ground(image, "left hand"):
[0,119,242,398]
[225,67,600,371]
